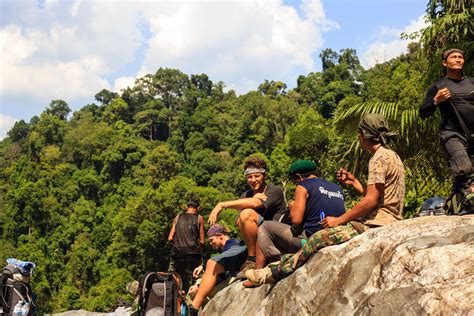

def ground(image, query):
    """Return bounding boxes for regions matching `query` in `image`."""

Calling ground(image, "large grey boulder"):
[202,215,474,315]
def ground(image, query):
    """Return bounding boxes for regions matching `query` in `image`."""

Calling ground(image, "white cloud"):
[0,113,19,140]
[113,76,136,93]
[139,0,335,93]
[361,15,427,69]
[1,0,335,119]
[0,1,143,108]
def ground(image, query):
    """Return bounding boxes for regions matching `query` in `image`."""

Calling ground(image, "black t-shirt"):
[420,76,474,133]
[240,183,287,221]
[171,213,201,257]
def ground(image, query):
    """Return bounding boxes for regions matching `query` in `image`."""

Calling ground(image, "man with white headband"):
[208,155,288,276]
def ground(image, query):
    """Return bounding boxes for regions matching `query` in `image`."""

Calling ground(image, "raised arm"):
[208,198,264,224]
[420,84,441,119]
[337,168,365,195]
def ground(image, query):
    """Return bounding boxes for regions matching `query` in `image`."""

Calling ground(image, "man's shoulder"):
[373,146,400,161]
[240,189,253,198]
[266,183,283,193]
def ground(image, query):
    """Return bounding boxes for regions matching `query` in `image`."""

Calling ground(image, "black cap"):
[187,198,200,208]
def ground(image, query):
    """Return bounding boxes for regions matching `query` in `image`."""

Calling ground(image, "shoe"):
[188,304,199,316]
[245,267,275,286]
[235,259,256,279]
[242,279,256,288]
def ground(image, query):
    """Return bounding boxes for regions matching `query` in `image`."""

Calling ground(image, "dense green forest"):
[0,0,472,312]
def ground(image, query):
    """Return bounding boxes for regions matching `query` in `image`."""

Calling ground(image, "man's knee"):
[444,137,472,176]
[239,208,259,224]
[205,259,224,276]
[451,157,473,177]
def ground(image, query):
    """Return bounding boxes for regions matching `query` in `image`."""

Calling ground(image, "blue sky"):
[0,0,427,139]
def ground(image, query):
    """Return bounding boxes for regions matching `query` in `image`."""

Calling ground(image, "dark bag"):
[416,196,446,217]
[0,265,33,316]
[137,272,186,316]
[444,191,474,216]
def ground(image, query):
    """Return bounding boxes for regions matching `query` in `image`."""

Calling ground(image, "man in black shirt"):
[420,48,474,204]
[168,198,205,292]
[208,155,288,275]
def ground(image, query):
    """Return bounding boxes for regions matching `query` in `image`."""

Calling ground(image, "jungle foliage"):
[0,1,472,312]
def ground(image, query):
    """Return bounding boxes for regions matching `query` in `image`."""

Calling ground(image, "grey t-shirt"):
[240,183,287,221]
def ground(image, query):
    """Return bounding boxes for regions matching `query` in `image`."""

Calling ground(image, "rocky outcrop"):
[202,216,474,315]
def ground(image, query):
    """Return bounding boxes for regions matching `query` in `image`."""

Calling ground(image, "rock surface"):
[202,215,474,315]
[48,306,131,316]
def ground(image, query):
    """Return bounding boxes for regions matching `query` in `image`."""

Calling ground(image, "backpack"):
[416,196,446,217]
[137,272,186,316]
[444,191,474,216]
[0,265,33,316]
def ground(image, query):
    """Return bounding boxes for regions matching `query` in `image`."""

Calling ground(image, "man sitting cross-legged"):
[243,159,345,287]
[188,224,248,316]
[245,113,405,286]
[208,155,288,276]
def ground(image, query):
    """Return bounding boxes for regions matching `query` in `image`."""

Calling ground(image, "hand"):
[321,216,343,228]
[253,193,267,201]
[208,204,223,224]
[336,168,356,186]
[434,88,452,104]
[193,265,203,278]
[188,284,199,296]
[287,199,294,208]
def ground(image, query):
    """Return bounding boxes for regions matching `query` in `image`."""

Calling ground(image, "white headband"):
[244,168,266,175]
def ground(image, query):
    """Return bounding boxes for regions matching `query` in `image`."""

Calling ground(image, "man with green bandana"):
[245,113,405,286]
[208,155,288,276]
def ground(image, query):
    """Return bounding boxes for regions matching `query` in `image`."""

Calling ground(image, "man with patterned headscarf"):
[188,224,248,316]
[245,113,405,286]
[208,155,288,276]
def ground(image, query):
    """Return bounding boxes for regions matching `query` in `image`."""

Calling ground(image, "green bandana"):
[358,114,398,148]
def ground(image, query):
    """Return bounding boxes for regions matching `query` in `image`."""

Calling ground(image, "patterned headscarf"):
[358,113,398,148]
[207,224,227,237]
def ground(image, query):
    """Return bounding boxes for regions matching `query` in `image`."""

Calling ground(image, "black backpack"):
[137,272,186,316]
[444,191,474,216]
[0,265,33,316]
[416,196,446,217]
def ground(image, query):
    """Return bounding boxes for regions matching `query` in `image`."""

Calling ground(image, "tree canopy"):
[0,1,471,312]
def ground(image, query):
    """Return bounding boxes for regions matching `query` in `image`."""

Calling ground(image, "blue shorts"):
[210,241,248,276]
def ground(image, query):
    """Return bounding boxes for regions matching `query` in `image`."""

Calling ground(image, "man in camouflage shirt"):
[245,113,405,285]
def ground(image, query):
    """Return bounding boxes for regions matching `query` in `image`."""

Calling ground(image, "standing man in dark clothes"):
[420,48,474,211]
[168,198,205,292]
[208,155,288,275]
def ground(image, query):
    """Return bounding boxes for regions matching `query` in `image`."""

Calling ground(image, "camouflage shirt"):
[362,146,405,226]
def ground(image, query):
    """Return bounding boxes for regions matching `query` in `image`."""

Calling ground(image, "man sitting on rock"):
[188,224,248,316]
[245,113,405,286]
[208,155,288,276]
[243,159,345,287]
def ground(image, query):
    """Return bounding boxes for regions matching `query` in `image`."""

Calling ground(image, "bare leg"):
[192,260,225,309]
[238,209,260,257]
